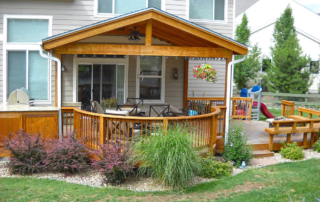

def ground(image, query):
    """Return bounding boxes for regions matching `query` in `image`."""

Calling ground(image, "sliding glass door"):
[78,64,125,110]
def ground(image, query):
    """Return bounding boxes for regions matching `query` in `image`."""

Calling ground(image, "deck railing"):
[230,97,252,120]
[61,106,221,153]
[281,100,295,118]
[186,97,226,136]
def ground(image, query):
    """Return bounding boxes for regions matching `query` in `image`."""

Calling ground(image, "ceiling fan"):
[126,26,145,42]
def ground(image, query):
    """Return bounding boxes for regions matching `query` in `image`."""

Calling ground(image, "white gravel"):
[233,149,320,175]
[1,149,319,191]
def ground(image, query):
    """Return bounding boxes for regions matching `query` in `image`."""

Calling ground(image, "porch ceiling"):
[43,8,248,57]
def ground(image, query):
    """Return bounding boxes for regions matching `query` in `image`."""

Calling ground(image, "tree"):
[264,6,312,93]
[234,13,262,90]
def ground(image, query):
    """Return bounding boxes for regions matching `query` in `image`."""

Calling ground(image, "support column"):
[224,58,232,105]
[183,58,189,107]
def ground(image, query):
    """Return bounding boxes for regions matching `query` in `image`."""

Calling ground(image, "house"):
[0,0,252,156]
[235,0,320,93]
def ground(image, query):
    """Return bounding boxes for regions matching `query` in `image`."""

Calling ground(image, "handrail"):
[61,106,221,154]
[61,107,221,120]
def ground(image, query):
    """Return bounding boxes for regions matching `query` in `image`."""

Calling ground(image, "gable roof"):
[42,7,248,55]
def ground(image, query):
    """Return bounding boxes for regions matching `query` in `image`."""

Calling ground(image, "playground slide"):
[253,101,275,118]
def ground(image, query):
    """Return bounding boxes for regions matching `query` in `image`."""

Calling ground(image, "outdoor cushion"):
[169,105,182,113]
[118,108,141,116]
[105,110,129,116]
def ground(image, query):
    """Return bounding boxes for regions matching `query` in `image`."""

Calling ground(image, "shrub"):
[313,139,320,152]
[280,142,304,160]
[200,157,233,179]
[130,126,202,188]
[44,132,89,176]
[91,144,132,184]
[222,122,253,167]
[4,130,46,175]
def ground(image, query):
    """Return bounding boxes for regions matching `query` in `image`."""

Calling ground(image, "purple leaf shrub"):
[91,144,132,184]
[4,130,46,175]
[44,132,89,176]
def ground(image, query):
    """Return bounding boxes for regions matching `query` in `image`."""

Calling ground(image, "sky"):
[294,0,320,13]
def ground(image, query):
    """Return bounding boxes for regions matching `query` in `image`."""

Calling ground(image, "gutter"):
[39,43,62,140]
[224,47,252,143]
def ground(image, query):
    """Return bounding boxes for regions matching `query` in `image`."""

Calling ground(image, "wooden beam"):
[183,58,189,107]
[43,13,152,50]
[145,20,152,46]
[152,14,248,55]
[56,44,233,58]
[224,57,232,104]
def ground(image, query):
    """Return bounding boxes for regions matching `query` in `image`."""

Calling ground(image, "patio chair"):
[166,100,193,117]
[149,104,170,117]
[126,98,144,106]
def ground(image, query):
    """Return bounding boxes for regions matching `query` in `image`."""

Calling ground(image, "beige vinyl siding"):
[188,59,226,97]
[165,0,187,19]
[128,56,137,98]
[61,54,74,102]
[51,56,56,106]
[165,57,184,109]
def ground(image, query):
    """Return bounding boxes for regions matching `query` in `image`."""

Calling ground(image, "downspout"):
[224,49,251,143]
[39,43,62,140]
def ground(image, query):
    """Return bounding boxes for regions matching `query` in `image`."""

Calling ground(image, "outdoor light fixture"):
[61,65,66,72]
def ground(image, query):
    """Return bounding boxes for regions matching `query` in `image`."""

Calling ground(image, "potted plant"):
[100,96,117,110]
[193,64,218,83]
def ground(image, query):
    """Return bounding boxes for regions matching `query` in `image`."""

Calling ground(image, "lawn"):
[1,159,320,201]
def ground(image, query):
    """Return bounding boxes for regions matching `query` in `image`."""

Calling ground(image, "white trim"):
[94,0,165,18]
[73,54,77,102]
[186,0,228,24]
[0,34,3,41]
[3,15,53,104]
[136,56,165,104]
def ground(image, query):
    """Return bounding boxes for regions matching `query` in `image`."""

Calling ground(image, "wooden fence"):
[61,106,221,153]
[235,91,320,106]
[230,97,252,120]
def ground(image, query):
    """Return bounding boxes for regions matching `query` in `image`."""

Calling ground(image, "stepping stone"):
[250,158,277,166]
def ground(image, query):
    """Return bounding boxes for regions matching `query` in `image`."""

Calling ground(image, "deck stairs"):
[215,136,274,158]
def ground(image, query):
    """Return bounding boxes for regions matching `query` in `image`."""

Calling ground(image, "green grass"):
[260,108,310,121]
[1,159,320,201]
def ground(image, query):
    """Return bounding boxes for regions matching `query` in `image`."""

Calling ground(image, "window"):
[137,56,165,102]
[4,15,52,103]
[188,0,226,21]
[262,59,271,72]
[310,61,319,74]
[8,51,49,100]
[97,0,162,15]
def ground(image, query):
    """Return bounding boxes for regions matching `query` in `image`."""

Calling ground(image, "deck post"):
[99,116,105,147]
[183,58,189,107]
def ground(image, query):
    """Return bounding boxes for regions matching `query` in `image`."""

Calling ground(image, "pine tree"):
[234,13,262,90]
[264,6,311,93]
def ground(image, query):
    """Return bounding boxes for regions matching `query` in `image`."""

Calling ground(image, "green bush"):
[280,142,304,160]
[222,122,253,167]
[130,126,201,188]
[312,139,320,152]
[200,157,233,179]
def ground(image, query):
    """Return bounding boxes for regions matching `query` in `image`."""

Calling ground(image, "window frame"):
[3,15,53,104]
[186,0,228,23]
[136,56,166,104]
[94,0,166,17]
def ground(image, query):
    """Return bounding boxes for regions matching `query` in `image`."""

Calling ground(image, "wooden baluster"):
[99,116,105,148]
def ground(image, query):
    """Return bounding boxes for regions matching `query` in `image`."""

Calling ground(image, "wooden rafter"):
[55,44,233,58]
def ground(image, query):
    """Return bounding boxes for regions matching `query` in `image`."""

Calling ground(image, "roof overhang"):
[43,8,248,57]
